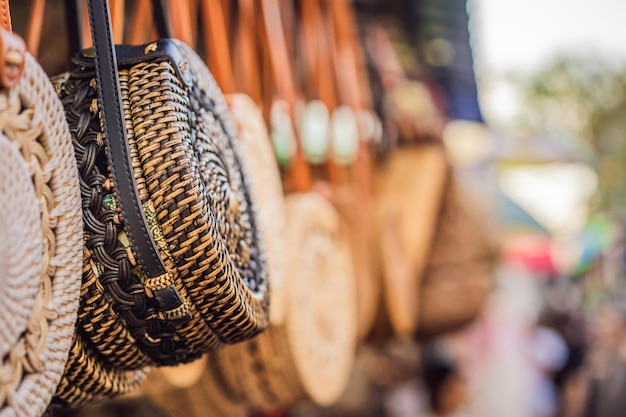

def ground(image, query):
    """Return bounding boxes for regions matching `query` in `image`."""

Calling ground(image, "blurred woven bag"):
[0,5,83,417]
[211,193,357,409]
[415,174,495,339]
[198,5,356,402]
[372,143,449,338]
[50,0,269,407]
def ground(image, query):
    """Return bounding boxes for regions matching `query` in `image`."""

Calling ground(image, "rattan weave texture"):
[51,40,269,405]
[212,193,357,409]
[0,54,82,417]
[416,176,493,338]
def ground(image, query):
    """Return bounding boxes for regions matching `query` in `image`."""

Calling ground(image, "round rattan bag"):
[212,193,358,409]
[51,40,269,406]
[373,144,448,338]
[226,93,287,325]
[0,54,82,417]
[144,358,247,417]
[416,176,494,339]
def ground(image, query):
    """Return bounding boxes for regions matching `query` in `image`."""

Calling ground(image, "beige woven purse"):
[0,5,83,417]
[211,193,357,409]
[416,175,494,338]
[373,143,449,338]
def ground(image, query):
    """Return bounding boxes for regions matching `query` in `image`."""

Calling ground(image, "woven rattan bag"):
[50,0,268,407]
[0,21,82,417]
[140,92,286,413]
[373,144,449,338]
[226,93,288,325]
[416,175,494,339]
[210,193,358,409]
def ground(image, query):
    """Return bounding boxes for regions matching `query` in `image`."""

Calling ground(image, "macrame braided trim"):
[0,54,82,417]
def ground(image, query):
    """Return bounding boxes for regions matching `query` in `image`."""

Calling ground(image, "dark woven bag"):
[50,0,268,406]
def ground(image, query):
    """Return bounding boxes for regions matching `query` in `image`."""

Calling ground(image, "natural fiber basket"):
[226,93,287,325]
[211,193,358,409]
[0,54,82,417]
[51,39,268,405]
[144,359,247,417]
[373,144,449,338]
[415,175,494,339]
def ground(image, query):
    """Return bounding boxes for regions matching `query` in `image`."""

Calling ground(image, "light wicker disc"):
[0,55,82,417]
[284,193,357,406]
[0,134,42,362]
[210,193,358,409]
[373,145,448,337]
[226,93,288,325]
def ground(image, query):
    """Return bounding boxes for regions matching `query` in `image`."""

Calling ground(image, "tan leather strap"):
[167,0,194,45]
[0,0,10,32]
[233,0,261,102]
[259,0,311,192]
[111,0,125,42]
[328,0,362,109]
[26,0,44,54]
[127,0,152,44]
[300,0,335,108]
[200,0,234,93]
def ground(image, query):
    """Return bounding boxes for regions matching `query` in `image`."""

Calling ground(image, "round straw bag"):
[51,34,269,404]
[144,359,247,417]
[0,54,82,416]
[212,193,358,409]
[373,144,448,338]
[416,176,494,339]
[226,93,287,325]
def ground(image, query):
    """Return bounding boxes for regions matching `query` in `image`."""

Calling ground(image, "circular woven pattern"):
[51,40,268,405]
[0,135,42,363]
[226,93,287,325]
[285,194,357,405]
[212,193,357,409]
[0,55,82,417]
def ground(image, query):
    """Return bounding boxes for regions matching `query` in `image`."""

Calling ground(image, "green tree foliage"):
[511,55,626,217]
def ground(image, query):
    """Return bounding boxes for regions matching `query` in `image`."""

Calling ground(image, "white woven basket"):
[0,54,82,417]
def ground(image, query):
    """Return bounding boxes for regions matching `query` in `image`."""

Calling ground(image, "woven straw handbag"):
[0,8,83,417]
[296,0,381,342]
[372,144,449,338]
[143,358,247,417]
[416,174,494,339]
[211,193,357,409]
[49,0,269,407]
[226,93,288,325]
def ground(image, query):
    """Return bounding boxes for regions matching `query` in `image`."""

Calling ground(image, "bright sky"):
[469,0,626,75]
[461,0,622,234]
[468,0,626,126]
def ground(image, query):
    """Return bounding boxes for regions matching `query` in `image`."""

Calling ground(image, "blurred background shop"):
[4,0,626,416]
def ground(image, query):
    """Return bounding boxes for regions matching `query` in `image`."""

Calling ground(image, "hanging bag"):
[0,2,83,416]
[206,0,357,408]
[51,0,269,407]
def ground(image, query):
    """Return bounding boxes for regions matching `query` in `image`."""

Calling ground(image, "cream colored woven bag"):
[0,54,82,417]
[212,193,358,409]
[226,93,288,325]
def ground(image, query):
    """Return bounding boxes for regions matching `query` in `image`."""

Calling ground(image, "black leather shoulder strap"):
[87,0,167,278]
[151,0,173,39]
